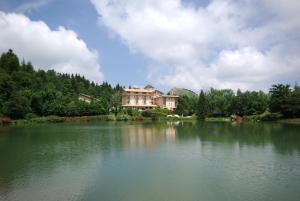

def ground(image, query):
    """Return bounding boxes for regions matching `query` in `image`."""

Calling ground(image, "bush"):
[132,115,144,121]
[106,114,116,121]
[116,114,130,121]
[123,108,140,116]
[31,115,65,123]
[260,111,283,121]
[248,111,283,122]
[141,108,170,119]
[25,113,38,119]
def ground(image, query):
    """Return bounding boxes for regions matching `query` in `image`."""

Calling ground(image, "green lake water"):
[0,121,300,201]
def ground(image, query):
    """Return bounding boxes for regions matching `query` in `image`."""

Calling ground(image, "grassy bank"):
[277,118,300,124]
[3,114,300,127]
[205,117,231,122]
[8,114,197,126]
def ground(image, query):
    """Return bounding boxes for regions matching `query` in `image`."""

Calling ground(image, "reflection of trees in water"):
[0,124,106,191]
[0,121,299,193]
[0,122,178,191]
[176,122,300,154]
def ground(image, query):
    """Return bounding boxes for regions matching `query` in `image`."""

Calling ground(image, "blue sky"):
[0,0,299,91]
[0,0,152,88]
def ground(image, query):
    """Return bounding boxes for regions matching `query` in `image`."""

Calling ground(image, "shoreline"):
[2,115,300,127]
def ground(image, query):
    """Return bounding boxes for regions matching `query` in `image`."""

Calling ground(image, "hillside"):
[168,87,198,97]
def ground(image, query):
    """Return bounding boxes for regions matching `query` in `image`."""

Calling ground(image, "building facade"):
[121,85,179,110]
[78,93,93,104]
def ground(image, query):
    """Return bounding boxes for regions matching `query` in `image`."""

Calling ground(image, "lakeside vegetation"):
[0,49,299,125]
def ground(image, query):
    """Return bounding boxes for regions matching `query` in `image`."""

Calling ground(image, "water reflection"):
[121,122,177,149]
[0,122,300,201]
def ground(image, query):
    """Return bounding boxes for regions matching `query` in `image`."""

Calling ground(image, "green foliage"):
[141,108,170,120]
[0,49,20,73]
[206,88,235,117]
[31,116,65,123]
[25,113,38,119]
[110,91,122,115]
[269,84,290,113]
[196,90,208,120]
[0,49,298,121]
[0,49,123,119]
[284,86,300,117]
[175,95,197,116]
[2,92,31,119]
[116,114,130,121]
[229,90,269,116]
[123,108,140,116]
[259,111,283,121]
[269,84,300,117]
[106,114,116,121]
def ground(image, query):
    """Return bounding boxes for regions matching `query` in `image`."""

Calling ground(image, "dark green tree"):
[269,84,291,114]
[0,49,20,73]
[2,92,31,119]
[196,90,208,120]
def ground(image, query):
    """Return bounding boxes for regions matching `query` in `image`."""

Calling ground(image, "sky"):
[0,0,299,92]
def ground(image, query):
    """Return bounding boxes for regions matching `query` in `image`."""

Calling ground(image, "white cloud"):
[0,11,104,83]
[15,0,52,13]
[91,0,300,90]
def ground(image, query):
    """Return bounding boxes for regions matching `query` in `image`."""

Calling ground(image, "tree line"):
[0,49,299,120]
[0,49,122,119]
[190,85,299,120]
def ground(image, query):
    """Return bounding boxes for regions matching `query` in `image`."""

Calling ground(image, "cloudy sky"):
[0,0,299,91]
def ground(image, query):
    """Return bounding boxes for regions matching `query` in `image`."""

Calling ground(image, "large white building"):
[121,85,179,111]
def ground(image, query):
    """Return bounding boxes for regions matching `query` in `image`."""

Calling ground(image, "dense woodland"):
[0,50,299,120]
[0,50,122,119]
[176,83,300,120]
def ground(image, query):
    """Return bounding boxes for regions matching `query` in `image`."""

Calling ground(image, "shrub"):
[141,108,170,119]
[106,114,116,121]
[116,114,130,121]
[132,115,144,121]
[260,111,283,121]
[31,115,65,123]
[25,113,38,119]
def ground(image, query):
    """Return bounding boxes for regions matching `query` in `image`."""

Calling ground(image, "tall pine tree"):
[196,90,208,120]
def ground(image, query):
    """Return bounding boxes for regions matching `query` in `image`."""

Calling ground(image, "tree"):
[0,49,20,72]
[110,91,122,115]
[269,84,291,114]
[282,85,300,117]
[2,93,31,119]
[175,95,190,116]
[196,90,208,120]
[206,88,235,117]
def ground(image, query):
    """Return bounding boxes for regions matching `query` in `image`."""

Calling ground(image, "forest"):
[0,49,299,120]
[0,49,122,119]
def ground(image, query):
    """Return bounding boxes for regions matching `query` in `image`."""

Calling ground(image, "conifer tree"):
[196,90,208,120]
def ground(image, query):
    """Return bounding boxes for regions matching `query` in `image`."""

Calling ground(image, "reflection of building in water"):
[121,124,177,150]
[166,125,176,142]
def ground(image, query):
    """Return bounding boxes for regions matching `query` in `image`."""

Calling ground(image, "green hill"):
[168,87,198,97]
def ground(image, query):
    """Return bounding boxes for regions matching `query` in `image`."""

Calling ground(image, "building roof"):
[123,88,154,93]
[78,93,92,98]
[144,84,154,89]
[161,95,179,98]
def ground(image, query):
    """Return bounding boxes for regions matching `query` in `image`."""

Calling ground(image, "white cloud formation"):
[15,0,52,13]
[0,11,104,83]
[91,0,300,91]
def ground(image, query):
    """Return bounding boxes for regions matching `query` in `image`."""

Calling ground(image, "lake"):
[0,121,300,201]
